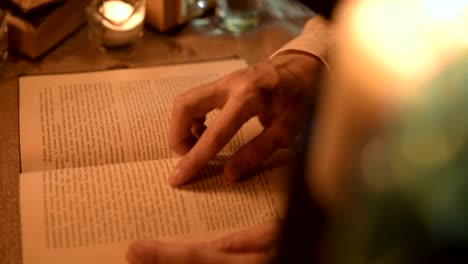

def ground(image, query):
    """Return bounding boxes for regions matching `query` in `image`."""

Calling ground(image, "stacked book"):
[1,0,89,58]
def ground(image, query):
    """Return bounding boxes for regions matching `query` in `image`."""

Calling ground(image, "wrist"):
[268,51,323,92]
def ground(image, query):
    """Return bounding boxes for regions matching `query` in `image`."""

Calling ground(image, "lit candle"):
[101,1,144,30]
[94,0,145,47]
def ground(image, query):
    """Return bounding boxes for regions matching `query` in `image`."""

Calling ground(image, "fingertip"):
[126,241,149,264]
[224,162,244,183]
[168,163,196,187]
[168,167,182,187]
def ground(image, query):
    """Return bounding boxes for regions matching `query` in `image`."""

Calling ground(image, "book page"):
[20,59,262,172]
[20,158,288,264]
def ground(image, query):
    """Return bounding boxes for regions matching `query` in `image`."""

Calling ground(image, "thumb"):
[127,240,271,264]
[208,222,280,252]
[224,123,291,182]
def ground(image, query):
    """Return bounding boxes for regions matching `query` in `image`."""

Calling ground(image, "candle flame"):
[102,0,134,25]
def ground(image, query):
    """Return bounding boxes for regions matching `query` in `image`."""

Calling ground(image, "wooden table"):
[0,3,313,263]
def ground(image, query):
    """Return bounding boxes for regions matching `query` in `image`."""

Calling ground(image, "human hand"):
[169,52,323,186]
[126,222,279,264]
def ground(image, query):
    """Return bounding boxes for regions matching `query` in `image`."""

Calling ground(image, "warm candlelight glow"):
[87,0,146,47]
[103,0,133,24]
[100,0,144,31]
[335,0,468,104]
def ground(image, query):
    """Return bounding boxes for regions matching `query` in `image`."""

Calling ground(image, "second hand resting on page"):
[127,222,279,264]
[167,51,323,187]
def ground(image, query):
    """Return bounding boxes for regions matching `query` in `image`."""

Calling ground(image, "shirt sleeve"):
[271,16,332,72]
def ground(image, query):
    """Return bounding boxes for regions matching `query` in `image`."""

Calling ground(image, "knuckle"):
[237,78,256,95]
[170,135,195,155]
[172,93,191,116]
[170,142,190,155]
[223,69,257,94]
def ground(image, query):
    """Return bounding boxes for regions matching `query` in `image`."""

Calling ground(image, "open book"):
[19,58,288,264]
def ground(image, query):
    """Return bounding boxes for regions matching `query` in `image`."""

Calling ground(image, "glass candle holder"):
[216,0,264,33]
[87,0,146,48]
[0,9,8,64]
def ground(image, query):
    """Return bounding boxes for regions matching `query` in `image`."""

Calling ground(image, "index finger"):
[169,98,258,186]
[169,82,227,155]
[208,222,279,252]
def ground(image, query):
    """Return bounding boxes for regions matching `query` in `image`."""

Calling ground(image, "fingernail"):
[169,167,181,187]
